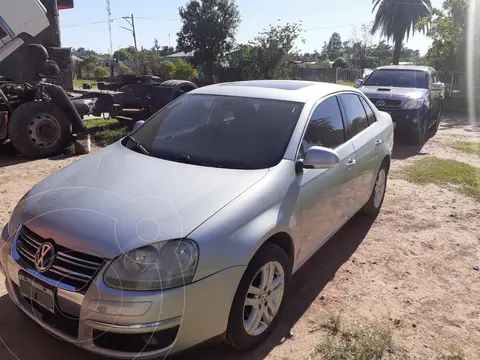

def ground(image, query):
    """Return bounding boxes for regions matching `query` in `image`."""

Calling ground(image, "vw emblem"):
[376,100,386,106]
[35,243,55,273]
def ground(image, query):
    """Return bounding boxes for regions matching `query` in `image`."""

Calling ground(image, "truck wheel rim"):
[28,114,61,147]
[243,261,285,336]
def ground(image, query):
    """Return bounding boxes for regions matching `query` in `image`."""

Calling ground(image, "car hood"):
[360,86,428,99]
[13,142,268,259]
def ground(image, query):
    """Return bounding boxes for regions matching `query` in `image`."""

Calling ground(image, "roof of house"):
[190,80,357,102]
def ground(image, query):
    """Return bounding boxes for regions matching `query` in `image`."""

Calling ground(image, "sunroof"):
[223,81,315,90]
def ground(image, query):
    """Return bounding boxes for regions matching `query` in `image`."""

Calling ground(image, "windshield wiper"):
[126,135,150,155]
[179,154,222,168]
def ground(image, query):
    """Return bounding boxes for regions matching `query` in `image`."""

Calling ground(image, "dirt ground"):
[0,113,479,360]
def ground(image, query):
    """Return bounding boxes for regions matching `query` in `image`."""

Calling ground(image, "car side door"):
[296,95,358,264]
[338,93,383,211]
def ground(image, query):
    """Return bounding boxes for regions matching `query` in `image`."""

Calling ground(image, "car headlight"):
[104,239,199,291]
[403,98,424,109]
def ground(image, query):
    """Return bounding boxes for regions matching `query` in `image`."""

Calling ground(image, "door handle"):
[375,139,382,146]
[346,158,356,170]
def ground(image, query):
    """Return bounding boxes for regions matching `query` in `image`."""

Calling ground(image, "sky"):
[59,0,444,56]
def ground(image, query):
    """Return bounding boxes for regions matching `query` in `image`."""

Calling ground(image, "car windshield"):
[125,94,305,169]
[363,69,429,89]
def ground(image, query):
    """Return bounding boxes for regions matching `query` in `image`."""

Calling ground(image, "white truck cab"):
[0,0,50,60]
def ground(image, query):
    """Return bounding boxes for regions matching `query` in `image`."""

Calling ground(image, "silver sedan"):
[0,80,394,358]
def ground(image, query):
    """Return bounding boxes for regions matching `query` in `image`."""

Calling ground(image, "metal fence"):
[292,68,476,99]
[291,68,363,85]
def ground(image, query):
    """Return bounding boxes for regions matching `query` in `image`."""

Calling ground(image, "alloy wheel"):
[373,168,386,209]
[243,261,285,336]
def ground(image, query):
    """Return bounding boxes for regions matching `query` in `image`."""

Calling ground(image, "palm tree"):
[371,0,432,65]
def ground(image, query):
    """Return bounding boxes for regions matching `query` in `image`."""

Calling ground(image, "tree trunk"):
[392,37,403,65]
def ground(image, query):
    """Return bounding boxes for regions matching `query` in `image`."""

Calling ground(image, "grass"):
[437,344,465,360]
[451,141,480,156]
[310,316,404,360]
[73,78,98,88]
[91,127,129,147]
[337,80,357,88]
[404,157,480,199]
[83,118,118,130]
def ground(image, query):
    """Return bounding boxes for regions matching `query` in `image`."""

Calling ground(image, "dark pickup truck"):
[356,65,445,145]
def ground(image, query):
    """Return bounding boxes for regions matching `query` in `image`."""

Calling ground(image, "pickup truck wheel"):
[8,102,72,158]
[429,105,442,135]
[361,162,388,219]
[411,119,427,146]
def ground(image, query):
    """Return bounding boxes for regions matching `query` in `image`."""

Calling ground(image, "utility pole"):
[120,14,139,74]
[106,0,113,56]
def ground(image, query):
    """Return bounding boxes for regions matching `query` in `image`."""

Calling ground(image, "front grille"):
[369,98,403,109]
[16,225,105,290]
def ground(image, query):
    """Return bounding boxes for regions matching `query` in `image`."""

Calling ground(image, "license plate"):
[19,273,55,314]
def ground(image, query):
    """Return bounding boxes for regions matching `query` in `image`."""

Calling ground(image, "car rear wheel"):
[361,161,388,218]
[225,243,290,350]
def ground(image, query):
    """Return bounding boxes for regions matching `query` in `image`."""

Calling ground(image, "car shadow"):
[174,213,374,360]
[440,111,479,131]
[0,213,373,360]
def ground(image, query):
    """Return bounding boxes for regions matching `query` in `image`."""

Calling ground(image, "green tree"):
[158,61,175,80]
[113,49,132,62]
[239,22,303,80]
[417,0,468,71]
[325,32,343,60]
[119,64,132,75]
[172,60,198,81]
[371,0,432,65]
[82,55,98,77]
[177,0,240,82]
[93,66,109,79]
[333,57,347,68]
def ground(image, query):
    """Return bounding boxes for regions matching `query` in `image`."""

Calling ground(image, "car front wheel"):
[225,243,290,350]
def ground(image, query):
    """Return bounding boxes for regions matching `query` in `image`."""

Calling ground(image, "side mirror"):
[302,146,340,169]
[355,79,363,87]
[430,82,444,91]
[132,120,145,132]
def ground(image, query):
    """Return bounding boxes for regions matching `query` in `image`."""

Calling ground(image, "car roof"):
[189,80,356,103]
[374,65,433,72]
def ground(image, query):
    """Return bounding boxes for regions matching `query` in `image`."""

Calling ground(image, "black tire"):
[411,118,427,146]
[225,243,291,350]
[361,160,389,219]
[8,102,72,158]
[429,104,442,135]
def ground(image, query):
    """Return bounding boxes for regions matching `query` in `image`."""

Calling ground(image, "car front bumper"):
[0,225,245,359]
[382,107,428,135]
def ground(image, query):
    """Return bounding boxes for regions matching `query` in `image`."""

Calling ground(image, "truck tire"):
[8,101,72,158]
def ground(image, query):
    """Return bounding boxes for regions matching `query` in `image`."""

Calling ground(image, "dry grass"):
[310,316,404,360]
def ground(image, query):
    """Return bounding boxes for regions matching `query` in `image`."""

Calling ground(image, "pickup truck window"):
[363,69,429,89]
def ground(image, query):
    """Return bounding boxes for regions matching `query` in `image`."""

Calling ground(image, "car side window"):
[359,96,376,125]
[301,96,346,154]
[339,93,369,137]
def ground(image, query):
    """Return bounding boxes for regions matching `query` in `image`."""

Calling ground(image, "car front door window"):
[295,95,358,265]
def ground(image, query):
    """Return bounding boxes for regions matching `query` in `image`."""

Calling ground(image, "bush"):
[314,60,332,69]
[93,66,110,80]
[158,61,175,80]
[172,60,198,81]
[119,65,132,75]
[333,57,347,68]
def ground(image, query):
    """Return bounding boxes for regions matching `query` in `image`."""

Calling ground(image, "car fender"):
[189,160,299,282]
